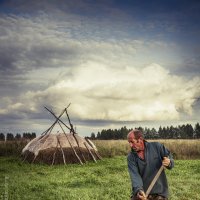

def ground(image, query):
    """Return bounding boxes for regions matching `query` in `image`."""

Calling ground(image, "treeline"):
[0,132,36,141]
[90,123,200,140]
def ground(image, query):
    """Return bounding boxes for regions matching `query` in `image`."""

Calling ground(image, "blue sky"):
[0,0,200,136]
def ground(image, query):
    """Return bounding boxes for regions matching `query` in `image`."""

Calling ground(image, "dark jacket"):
[127,141,174,198]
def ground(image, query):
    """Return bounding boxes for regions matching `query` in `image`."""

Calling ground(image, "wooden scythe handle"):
[145,165,164,197]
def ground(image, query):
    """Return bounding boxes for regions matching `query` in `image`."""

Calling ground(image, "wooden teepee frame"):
[28,104,101,165]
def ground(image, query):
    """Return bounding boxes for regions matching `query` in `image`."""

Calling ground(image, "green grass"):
[168,160,200,200]
[0,156,200,200]
[0,156,130,200]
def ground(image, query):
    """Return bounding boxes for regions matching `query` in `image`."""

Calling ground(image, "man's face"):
[127,132,143,152]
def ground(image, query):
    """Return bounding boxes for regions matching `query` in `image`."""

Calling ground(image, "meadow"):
[1,139,200,159]
[93,139,200,159]
[0,156,200,200]
[0,139,200,200]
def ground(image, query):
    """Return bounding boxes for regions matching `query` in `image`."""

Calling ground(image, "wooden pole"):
[65,107,75,134]
[72,134,87,163]
[84,142,97,163]
[57,121,83,165]
[41,108,66,135]
[64,133,83,165]
[44,107,71,131]
[57,135,66,165]
[85,137,102,159]
[52,139,59,165]
[145,165,164,197]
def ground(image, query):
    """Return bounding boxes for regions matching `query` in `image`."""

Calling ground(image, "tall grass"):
[93,139,200,159]
[156,139,200,159]
[0,139,200,159]
[0,140,28,156]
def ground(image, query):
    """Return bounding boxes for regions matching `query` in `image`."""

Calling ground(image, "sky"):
[0,0,200,137]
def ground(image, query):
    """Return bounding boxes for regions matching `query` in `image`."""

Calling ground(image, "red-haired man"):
[127,129,174,200]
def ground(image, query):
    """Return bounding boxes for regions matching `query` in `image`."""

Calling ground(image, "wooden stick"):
[145,165,164,197]
[22,152,29,163]
[84,142,97,163]
[65,107,75,134]
[73,134,87,163]
[41,108,66,135]
[65,133,83,165]
[52,139,59,165]
[55,119,83,165]
[44,106,71,131]
[85,137,102,160]
[93,150,102,160]
[31,155,37,164]
[57,135,66,165]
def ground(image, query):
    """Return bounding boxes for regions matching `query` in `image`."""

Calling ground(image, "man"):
[127,129,174,200]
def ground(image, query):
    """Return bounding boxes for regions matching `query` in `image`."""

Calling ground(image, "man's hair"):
[132,129,143,140]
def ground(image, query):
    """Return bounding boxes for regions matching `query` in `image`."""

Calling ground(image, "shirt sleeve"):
[127,153,144,196]
[160,143,174,170]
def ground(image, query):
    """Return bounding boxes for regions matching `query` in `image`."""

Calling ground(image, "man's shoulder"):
[146,141,163,149]
[147,141,162,146]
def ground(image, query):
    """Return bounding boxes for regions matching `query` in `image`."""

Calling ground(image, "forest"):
[0,132,36,141]
[1,122,200,141]
[91,123,200,140]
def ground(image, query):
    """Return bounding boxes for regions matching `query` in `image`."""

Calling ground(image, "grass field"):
[1,139,200,159]
[93,139,200,159]
[0,156,200,200]
[0,139,200,199]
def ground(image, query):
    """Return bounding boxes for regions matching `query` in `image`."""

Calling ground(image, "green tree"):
[0,133,5,141]
[15,133,21,140]
[90,132,96,139]
[6,133,14,141]
[97,132,101,139]
[31,132,36,139]
[185,124,194,139]
[144,128,151,139]
[179,125,187,139]
[158,126,163,138]
[194,123,200,139]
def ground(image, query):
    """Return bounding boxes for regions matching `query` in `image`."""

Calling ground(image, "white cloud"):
[2,63,199,124]
[0,10,200,135]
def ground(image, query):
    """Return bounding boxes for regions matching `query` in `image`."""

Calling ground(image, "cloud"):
[0,13,139,77]
[0,15,83,75]
[0,13,145,99]
[0,14,178,71]
[1,1,200,135]
[0,14,199,128]
[1,63,199,126]
[0,6,190,80]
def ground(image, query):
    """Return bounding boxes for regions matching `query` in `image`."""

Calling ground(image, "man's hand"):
[162,157,170,167]
[137,190,147,200]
